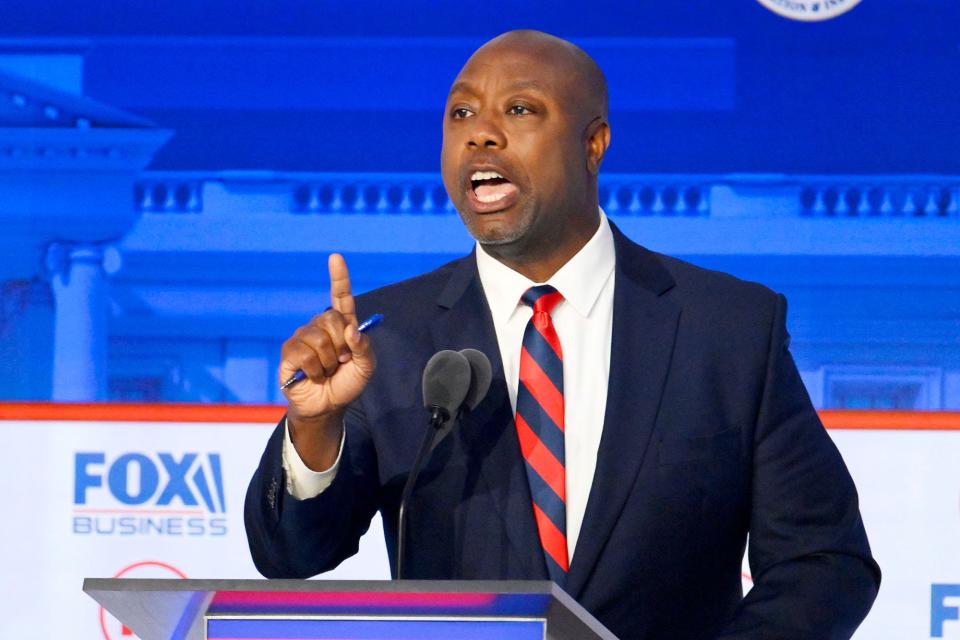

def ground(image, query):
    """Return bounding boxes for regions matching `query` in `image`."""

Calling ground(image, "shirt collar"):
[475,209,616,324]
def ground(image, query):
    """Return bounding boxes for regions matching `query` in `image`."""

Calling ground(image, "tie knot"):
[521,285,564,315]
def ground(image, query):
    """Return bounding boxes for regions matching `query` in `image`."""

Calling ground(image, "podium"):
[83,578,618,640]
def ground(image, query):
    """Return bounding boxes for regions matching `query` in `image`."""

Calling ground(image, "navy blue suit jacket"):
[245,225,880,639]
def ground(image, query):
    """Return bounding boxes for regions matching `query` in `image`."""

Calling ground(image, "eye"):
[508,104,534,116]
[451,107,474,119]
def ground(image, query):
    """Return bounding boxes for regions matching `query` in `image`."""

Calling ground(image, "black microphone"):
[421,350,472,426]
[459,348,493,411]
[396,350,472,579]
[429,349,493,453]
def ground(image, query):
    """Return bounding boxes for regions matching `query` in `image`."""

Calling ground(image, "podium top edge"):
[82,578,618,640]
[83,578,558,595]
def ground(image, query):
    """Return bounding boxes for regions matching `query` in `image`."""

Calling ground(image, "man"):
[245,30,880,639]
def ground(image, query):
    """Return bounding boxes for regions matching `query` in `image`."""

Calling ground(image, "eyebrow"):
[503,80,548,94]
[447,81,476,98]
[447,79,549,98]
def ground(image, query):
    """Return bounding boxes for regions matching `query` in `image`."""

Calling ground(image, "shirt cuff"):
[281,417,345,500]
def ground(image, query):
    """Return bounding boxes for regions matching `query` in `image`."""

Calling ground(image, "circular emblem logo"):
[98,561,188,640]
[755,0,863,21]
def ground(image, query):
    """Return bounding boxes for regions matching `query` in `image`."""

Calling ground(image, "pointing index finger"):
[328,253,357,325]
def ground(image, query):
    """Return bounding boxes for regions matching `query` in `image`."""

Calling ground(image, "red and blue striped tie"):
[515,285,568,584]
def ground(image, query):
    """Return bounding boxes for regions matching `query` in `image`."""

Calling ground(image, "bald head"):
[463,30,608,123]
[440,29,612,282]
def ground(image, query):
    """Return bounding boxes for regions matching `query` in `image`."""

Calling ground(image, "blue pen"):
[280,313,384,390]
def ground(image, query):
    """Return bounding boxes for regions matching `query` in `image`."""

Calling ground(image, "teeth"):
[470,170,504,182]
[476,192,507,203]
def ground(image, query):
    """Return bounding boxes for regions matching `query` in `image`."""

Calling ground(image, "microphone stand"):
[395,405,448,579]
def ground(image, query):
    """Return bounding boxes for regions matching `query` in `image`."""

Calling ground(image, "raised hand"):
[279,253,376,470]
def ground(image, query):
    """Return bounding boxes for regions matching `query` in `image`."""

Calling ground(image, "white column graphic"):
[48,244,117,401]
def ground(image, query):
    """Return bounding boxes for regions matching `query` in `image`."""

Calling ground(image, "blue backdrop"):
[0,0,957,409]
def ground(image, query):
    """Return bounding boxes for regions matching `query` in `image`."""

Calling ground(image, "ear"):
[585,118,611,175]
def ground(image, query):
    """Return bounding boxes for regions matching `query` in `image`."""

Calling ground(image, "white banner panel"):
[0,407,957,639]
[832,429,960,639]
[0,413,389,640]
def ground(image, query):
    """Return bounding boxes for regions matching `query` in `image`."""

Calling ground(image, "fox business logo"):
[933,584,960,638]
[73,452,227,537]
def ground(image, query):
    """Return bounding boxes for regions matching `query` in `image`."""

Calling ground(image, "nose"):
[467,114,506,150]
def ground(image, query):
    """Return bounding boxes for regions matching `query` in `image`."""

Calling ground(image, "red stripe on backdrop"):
[819,410,960,431]
[0,404,958,430]
[0,402,285,423]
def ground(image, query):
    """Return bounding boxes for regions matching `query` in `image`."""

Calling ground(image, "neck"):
[482,209,601,283]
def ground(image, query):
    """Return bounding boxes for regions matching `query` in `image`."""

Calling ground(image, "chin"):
[467,221,525,248]
[460,206,534,248]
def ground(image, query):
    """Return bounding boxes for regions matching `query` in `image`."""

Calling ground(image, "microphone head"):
[421,350,472,421]
[459,349,492,411]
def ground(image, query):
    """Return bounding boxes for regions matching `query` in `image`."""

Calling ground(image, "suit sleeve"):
[244,403,381,578]
[716,294,881,640]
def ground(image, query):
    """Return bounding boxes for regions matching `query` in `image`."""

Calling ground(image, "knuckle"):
[315,347,338,366]
[318,310,344,329]
[330,328,348,347]
[301,358,324,378]
[322,364,338,378]
[295,332,325,358]
[304,329,332,350]
[296,349,317,368]
[293,324,319,343]
[316,338,336,355]
[281,340,306,362]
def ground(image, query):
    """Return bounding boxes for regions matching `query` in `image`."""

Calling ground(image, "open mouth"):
[469,170,519,205]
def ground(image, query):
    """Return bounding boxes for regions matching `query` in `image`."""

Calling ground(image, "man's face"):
[441,45,591,250]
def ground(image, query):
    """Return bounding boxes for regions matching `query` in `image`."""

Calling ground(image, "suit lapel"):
[566,225,681,598]
[428,252,546,578]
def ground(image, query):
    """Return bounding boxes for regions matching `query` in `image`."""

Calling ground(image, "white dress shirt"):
[283,211,616,561]
[474,211,615,559]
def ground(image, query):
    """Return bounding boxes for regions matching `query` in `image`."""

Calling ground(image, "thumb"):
[344,324,375,374]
